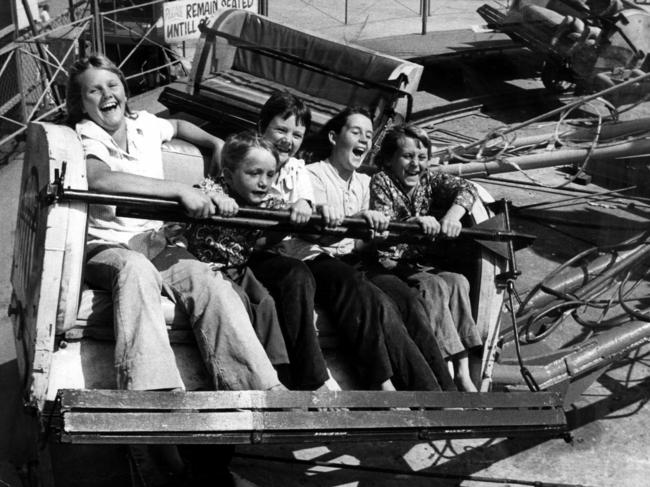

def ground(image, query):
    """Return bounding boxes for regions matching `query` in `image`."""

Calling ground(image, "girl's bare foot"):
[453,353,478,392]
[457,375,478,392]
[323,376,342,391]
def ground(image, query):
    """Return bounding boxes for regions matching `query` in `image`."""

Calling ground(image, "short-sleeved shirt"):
[369,168,478,262]
[275,160,370,260]
[268,157,314,204]
[39,9,51,23]
[76,111,174,247]
[186,177,288,268]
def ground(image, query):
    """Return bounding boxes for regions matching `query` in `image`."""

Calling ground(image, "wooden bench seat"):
[198,70,345,129]
[24,121,342,397]
[160,9,424,138]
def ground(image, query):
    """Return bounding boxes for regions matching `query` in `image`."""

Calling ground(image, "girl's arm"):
[288,199,313,224]
[168,119,224,176]
[356,177,389,242]
[87,156,227,218]
[427,171,477,211]
[439,203,466,238]
[288,166,316,224]
[370,172,441,238]
[426,170,477,238]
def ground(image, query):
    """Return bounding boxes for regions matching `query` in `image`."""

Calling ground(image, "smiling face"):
[329,113,373,177]
[224,147,278,205]
[78,67,127,135]
[387,135,428,193]
[261,114,306,166]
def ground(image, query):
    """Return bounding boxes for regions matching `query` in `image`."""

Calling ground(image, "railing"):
[0,1,90,163]
[1,0,250,160]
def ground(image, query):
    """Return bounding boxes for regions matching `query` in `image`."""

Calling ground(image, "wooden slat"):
[61,425,566,445]
[63,409,565,434]
[58,389,564,411]
[56,389,567,445]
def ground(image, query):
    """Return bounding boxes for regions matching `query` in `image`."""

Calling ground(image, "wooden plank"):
[62,409,565,434]
[58,389,564,410]
[60,424,567,445]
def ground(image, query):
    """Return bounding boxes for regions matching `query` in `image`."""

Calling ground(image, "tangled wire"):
[514,232,650,344]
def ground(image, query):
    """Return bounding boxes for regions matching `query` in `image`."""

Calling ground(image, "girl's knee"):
[283,259,315,288]
[184,259,219,287]
[439,272,470,292]
[119,252,160,283]
[416,275,450,301]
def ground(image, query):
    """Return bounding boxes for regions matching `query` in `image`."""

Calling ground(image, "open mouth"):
[100,101,119,113]
[275,143,291,153]
[352,147,366,157]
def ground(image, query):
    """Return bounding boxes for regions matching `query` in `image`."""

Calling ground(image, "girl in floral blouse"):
[370,124,482,391]
[185,131,291,374]
[186,130,341,391]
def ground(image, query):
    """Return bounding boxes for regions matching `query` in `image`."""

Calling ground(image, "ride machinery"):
[479,0,650,104]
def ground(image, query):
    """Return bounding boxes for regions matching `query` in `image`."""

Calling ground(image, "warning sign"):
[163,0,258,42]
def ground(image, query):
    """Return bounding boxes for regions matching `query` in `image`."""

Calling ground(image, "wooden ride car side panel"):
[10,122,88,410]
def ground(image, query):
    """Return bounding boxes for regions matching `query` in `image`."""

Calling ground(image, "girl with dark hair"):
[275,106,450,391]
[370,123,482,391]
[245,91,339,390]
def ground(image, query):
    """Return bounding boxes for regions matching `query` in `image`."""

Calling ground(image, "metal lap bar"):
[49,186,536,247]
[54,390,567,445]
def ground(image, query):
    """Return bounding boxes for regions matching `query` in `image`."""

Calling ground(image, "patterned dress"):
[369,168,483,358]
[187,177,288,269]
[370,167,477,265]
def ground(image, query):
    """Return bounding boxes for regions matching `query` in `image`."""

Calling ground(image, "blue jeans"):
[85,244,281,391]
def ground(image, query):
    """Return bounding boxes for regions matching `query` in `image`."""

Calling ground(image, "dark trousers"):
[306,254,441,391]
[224,266,289,366]
[369,272,457,391]
[248,252,329,390]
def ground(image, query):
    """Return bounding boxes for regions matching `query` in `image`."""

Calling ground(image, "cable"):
[506,279,541,389]
[517,233,650,319]
[516,233,650,341]
[618,271,650,322]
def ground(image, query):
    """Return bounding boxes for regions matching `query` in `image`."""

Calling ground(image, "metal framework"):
[0,0,194,158]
